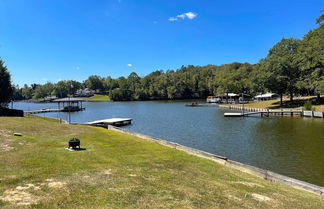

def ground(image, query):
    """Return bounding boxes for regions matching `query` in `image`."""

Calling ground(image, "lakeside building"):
[254,93,279,101]
[207,93,251,104]
[44,95,58,101]
[76,88,94,97]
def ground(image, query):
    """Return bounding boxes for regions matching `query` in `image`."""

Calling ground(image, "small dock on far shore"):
[85,118,133,127]
[185,103,218,107]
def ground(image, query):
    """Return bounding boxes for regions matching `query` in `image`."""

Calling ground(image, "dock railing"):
[219,105,324,118]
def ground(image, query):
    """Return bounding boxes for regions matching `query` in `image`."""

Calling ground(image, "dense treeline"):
[0,60,13,107]
[6,9,324,104]
[12,63,255,101]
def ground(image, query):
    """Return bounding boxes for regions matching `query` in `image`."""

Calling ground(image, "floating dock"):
[25,108,64,114]
[224,112,244,117]
[85,118,133,127]
[25,107,85,114]
[185,103,218,107]
[224,110,304,117]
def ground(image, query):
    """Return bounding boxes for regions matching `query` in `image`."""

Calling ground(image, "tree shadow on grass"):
[268,96,324,109]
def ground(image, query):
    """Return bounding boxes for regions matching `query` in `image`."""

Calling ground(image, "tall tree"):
[316,8,324,24]
[85,75,104,92]
[0,59,13,107]
[21,84,33,99]
[258,38,301,104]
[297,11,324,101]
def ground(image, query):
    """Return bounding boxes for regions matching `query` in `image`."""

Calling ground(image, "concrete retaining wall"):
[108,125,324,196]
[303,111,313,117]
[313,111,324,118]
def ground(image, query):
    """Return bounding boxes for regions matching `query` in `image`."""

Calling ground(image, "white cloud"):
[127,64,132,67]
[75,66,80,70]
[169,12,197,22]
[168,17,177,22]
[184,12,197,19]
[176,14,186,19]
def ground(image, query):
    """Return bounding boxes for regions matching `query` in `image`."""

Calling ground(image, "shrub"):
[304,101,313,110]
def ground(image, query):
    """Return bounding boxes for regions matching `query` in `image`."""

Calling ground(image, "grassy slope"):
[222,96,324,112]
[0,116,323,208]
[79,94,110,102]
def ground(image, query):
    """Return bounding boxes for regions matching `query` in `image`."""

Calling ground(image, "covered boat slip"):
[24,98,86,115]
[207,93,251,104]
[85,118,133,127]
[53,98,86,112]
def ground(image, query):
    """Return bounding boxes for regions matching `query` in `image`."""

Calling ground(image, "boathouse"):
[53,98,85,112]
[207,93,249,104]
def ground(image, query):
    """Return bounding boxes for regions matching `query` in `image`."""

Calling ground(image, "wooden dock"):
[25,107,85,115]
[25,108,64,114]
[85,118,133,127]
[224,110,303,117]
[220,105,324,118]
[185,103,218,107]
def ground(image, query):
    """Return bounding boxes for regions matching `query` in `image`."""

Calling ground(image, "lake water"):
[14,101,324,186]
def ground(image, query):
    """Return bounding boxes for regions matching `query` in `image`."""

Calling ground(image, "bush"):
[304,101,313,110]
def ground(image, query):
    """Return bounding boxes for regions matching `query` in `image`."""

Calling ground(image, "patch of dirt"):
[0,132,14,152]
[103,169,112,175]
[0,143,14,152]
[228,194,242,201]
[16,184,40,191]
[47,181,66,189]
[8,175,17,179]
[252,193,272,202]
[0,130,11,137]
[1,178,68,206]
[0,184,41,205]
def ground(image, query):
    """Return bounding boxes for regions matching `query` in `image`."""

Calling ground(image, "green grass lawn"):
[79,94,110,102]
[0,116,323,208]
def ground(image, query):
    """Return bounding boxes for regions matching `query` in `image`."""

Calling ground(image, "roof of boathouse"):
[53,98,85,103]
[255,93,278,98]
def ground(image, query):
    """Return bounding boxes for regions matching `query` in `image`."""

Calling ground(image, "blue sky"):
[0,0,322,86]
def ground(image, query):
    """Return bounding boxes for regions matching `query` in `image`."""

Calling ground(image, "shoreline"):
[107,125,324,196]
[29,111,324,191]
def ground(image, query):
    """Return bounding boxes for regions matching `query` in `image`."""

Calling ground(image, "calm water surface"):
[14,101,324,186]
